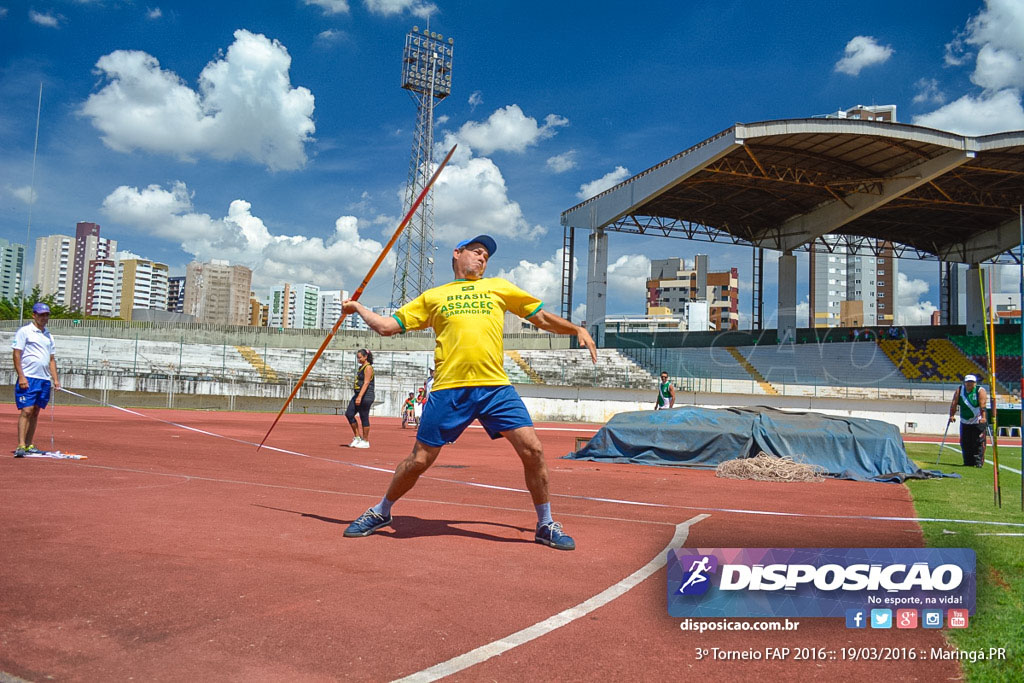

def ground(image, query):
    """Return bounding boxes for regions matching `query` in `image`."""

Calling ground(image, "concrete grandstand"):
[5,319,1016,433]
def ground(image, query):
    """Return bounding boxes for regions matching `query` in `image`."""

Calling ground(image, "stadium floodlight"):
[401,28,452,100]
[391,27,455,309]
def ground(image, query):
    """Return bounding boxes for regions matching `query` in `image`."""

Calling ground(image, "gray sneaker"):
[13,447,27,458]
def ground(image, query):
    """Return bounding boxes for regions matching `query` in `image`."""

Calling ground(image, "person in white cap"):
[948,373,988,467]
[12,302,60,457]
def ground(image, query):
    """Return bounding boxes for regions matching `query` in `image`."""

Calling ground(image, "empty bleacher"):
[875,338,1016,400]
[1,328,996,404]
[949,334,1022,392]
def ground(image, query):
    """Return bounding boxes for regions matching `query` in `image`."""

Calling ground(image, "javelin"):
[258,144,457,450]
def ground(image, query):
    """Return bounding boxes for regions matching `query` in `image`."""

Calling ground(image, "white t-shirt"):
[12,323,56,380]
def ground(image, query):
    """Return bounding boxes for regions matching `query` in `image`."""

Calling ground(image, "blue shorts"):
[417,385,533,447]
[15,377,51,410]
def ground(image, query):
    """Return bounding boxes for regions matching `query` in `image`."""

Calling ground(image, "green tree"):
[0,287,84,320]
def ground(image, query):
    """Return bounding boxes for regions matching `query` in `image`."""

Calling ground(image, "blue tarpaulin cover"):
[566,406,951,483]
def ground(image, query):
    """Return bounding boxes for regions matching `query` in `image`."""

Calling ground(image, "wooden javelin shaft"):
[258,144,457,449]
[984,268,1002,506]
[978,268,1001,506]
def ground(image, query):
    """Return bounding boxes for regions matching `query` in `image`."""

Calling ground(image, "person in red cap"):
[948,373,988,467]
[341,234,597,550]
[12,303,60,457]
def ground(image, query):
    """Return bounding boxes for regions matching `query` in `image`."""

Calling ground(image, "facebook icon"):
[845,609,867,629]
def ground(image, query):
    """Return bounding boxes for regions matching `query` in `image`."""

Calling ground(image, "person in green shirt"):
[655,371,675,410]
[402,392,416,429]
[948,373,988,467]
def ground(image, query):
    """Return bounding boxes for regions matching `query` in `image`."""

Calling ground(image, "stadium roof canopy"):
[560,119,1024,264]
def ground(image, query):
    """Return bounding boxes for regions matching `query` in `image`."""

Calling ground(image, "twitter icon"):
[870,609,892,629]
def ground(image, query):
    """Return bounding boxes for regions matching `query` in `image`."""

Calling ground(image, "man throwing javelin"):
[12,302,60,457]
[340,234,597,550]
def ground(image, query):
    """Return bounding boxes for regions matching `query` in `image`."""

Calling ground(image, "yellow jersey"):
[392,278,543,391]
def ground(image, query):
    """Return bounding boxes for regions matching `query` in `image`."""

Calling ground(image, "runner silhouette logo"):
[676,554,718,595]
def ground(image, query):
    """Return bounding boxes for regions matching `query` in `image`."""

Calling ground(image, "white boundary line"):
[986,459,1022,475]
[393,514,710,683]
[54,389,1024,529]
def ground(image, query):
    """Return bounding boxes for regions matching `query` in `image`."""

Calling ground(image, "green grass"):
[906,443,1024,682]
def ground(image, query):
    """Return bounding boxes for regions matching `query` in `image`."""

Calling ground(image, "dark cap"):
[455,234,497,257]
[32,302,50,314]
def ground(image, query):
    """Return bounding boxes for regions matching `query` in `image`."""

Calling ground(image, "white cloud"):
[431,150,546,243]
[304,0,350,15]
[101,181,388,290]
[81,29,315,171]
[794,298,810,328]
[0,7,10,19]
[577,166,631,200]
[496,249,568,305]
[918,2,1024,135]
[146,7,162,20]
[945,35,971,67]
[9,185,37,204]
[29,10,60,27]
[572,303,586,325]
[364,0,437,18]
[546,150,578,173]
[996,263,1020,292]
[451,105,568,155]
[607,254,651,303]
[896,272,937,325]
[834,36,893,76]
[963,0,1024,91]
[912,89,1024,135]
[912,78,946,105]
[316,29,346,45]
[468,91,482,109]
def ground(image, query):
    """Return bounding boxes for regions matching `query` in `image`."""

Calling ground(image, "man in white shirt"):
[12,302,60,457]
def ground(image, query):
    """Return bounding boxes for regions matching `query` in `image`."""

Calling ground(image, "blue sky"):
[1,0,1023,326]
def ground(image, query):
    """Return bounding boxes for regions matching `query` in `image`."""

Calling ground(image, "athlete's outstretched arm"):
[528,309,598,363]
[342,300,403,337]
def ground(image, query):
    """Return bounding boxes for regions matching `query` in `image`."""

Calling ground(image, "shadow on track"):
[254,504,534,544]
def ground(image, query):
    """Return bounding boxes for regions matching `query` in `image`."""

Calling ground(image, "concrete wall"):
[514,384,952,434]
[0,319,570,351]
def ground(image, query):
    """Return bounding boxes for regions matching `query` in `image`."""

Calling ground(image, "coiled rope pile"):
[716,451,827,483]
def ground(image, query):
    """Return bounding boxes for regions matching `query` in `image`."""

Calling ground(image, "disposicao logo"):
[675,555,718,596]
[667,548,975,619]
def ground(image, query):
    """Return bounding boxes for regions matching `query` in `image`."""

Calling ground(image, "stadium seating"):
[516,349,656,389]
[0,329,992,403]
[949,334,1023,391]
[878,338,984,383]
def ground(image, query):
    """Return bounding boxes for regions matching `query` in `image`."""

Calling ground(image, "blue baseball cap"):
[455,234,497,257]
[32,302,50,314]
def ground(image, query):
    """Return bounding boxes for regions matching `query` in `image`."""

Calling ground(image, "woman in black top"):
[345,349,375,448]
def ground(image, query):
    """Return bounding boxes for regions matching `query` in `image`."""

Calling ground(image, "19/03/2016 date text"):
[694,647,1007,661]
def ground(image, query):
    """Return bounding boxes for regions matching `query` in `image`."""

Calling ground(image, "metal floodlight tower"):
[391,26,454,308]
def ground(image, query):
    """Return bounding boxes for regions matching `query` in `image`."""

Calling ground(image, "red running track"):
[1,406,960,681]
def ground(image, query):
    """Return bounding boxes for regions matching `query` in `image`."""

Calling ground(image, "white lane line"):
[393,513,710,683]
[51,390,1024,529]
[986,459,1022,475]
[63,463,674,528]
